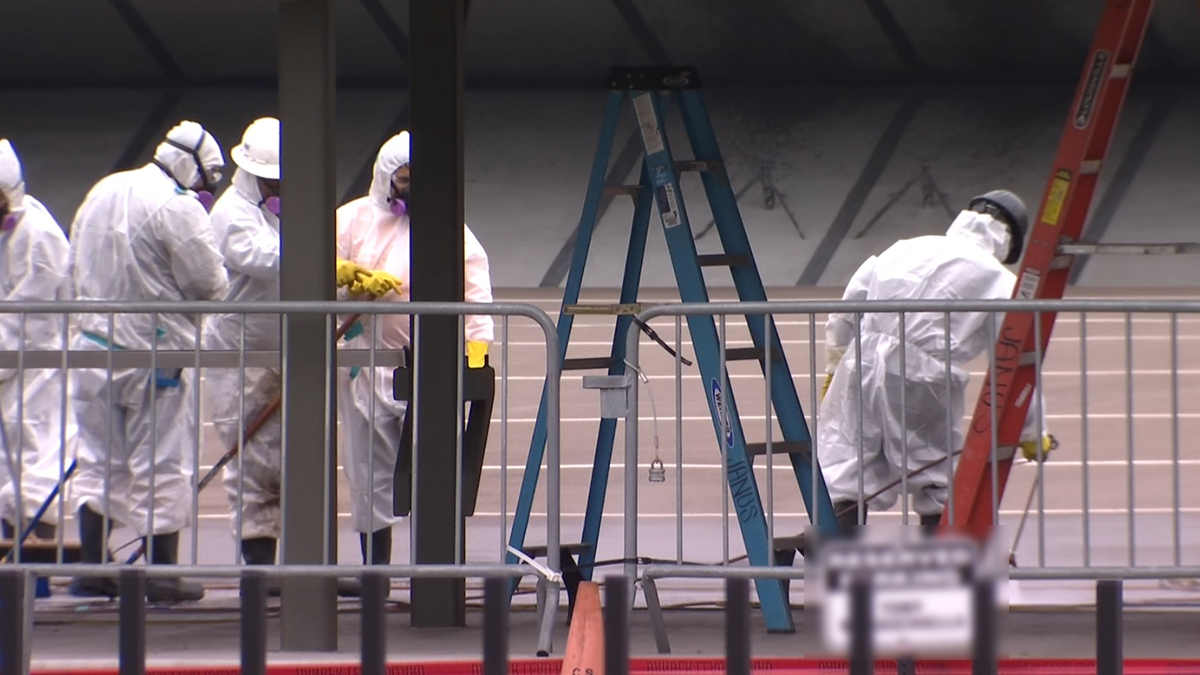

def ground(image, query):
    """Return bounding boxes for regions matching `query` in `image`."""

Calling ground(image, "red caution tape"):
[29,659,1200,675]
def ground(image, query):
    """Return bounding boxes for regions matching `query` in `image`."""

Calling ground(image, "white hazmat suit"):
[68,121,227,572]
[817,209,1049,522]
[0,140,77,539]
[336,131,494,548]
[202,143,283,546]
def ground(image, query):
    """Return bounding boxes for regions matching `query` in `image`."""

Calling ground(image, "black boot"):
[241,537,281,597]
[360,528,392,565]
[2,519,56,541]
[919,514,941,537]
[69,505,119,598]
[144,532,205,603]
[338,528,394,598]
[834,500,867,540]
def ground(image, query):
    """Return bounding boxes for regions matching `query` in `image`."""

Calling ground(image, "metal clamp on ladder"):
[504,65,841,636]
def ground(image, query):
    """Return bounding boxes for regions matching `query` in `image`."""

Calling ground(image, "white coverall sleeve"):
[0,231,68,381]
[220,217,279,279]
[824,254,877,373]
[464,227,494,344]
[160,199,229,301]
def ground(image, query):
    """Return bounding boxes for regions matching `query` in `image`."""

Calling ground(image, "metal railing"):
[619,298,1200,651]
[0,300,564,655]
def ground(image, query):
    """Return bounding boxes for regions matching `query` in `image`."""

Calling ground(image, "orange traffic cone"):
[560,581,604,675]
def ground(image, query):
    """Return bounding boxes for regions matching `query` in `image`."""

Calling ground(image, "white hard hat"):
[231,117,281,180]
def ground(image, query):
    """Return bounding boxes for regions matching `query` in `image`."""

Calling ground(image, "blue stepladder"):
[505,67,842,633]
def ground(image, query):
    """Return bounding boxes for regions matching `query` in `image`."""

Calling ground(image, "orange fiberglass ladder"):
[942,0,1180,539]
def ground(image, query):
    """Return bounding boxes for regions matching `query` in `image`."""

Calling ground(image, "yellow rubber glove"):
[467,341,489,369]
[820,373,833,403]
[1020,435,1058,462]
[352,270,403,298]
[336,258,367,288]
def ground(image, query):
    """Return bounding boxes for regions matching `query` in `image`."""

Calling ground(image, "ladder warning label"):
[657,184,681,228]
[1074,50,1109,130]
[1041,170,1070,226]
[633,94,666,156]
[1016,269,1040,300]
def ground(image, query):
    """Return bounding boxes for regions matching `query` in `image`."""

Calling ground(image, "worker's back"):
[70,164,227,350]
[860,210,1017,366]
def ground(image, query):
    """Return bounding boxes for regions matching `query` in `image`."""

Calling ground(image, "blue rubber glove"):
[349,366,361,380]
[343,320,364,342]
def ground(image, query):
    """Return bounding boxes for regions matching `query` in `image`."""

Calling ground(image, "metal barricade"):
[619,298,1200,652]
[0,300,563,658]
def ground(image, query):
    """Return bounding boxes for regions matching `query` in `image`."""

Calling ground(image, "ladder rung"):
[1080,160,1103,175]
[724,347,764,362]
[1020,352,1039,367]
[746,441,811,459]
[603,185,642,197]
[697,254,752,267]
[675,160,720,173]
[563,357,616,371]
[1110,63,1132,79]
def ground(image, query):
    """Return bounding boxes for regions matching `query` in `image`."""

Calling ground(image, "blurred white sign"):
[819,539,980,657]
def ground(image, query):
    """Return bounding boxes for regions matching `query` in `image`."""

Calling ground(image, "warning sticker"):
[1041,169,1071,226]
[633,94,666,156]
[1017,268,1040,300]
[656,183,681,228]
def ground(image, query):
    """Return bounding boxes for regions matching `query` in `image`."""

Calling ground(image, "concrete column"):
[278,0,339,651]
[409,0,467,628]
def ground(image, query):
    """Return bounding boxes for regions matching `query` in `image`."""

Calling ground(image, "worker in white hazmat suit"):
[201,118,285,567]
[68,121,229,602]
[203,118,367,576]
[817,190,1055,537]
[336,130,494,569]
[0,140,77,543]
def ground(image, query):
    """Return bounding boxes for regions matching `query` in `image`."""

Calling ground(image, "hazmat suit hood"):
[0,140,27,208]
[368,132,410,212]
[153,121,224,192]
[231,167,278,223]
[944,209,1012,264]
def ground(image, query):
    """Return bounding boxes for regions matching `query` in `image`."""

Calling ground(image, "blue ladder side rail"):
[675,90,841,535]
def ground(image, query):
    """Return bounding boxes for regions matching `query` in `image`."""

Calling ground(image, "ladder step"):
[1110,63,1132,79]
[1080,160,1103,175]
[746,441,811,460]
[674,160,721,173]
[1050,255,1074,271]
[697,254,752,267]
[563,357,616,371]
[603,185,642,197]
[724,347,764,362]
